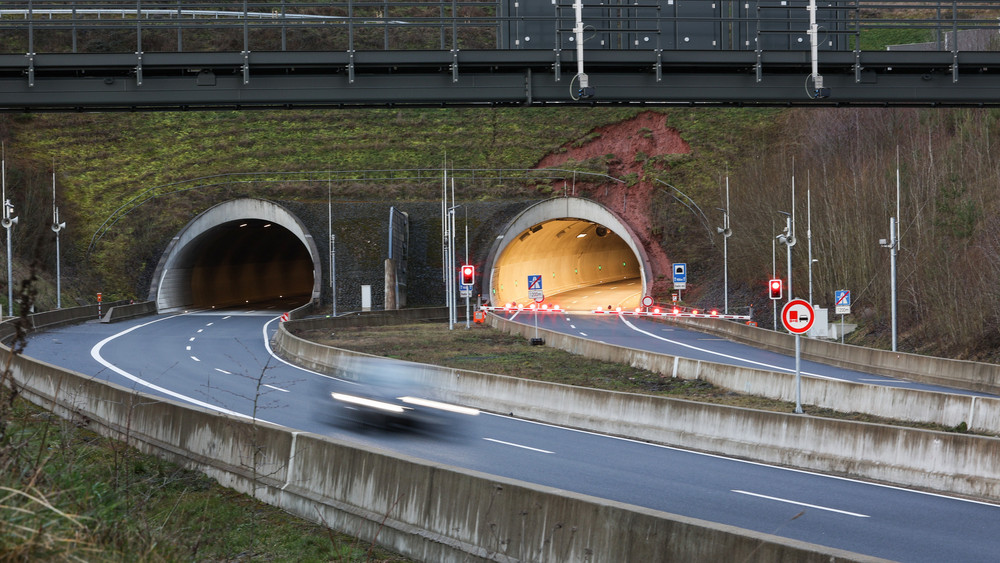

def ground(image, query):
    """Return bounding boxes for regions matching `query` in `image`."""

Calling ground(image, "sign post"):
[781,299,815,414]
[672,263,687,301]
[528,275,544,345]
[835,289,851,344]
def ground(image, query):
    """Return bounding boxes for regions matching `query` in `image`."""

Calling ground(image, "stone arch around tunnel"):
[148,198,322,312]
[484,198,653,310]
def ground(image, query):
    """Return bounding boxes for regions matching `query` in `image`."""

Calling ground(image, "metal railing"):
[1,1,999,55]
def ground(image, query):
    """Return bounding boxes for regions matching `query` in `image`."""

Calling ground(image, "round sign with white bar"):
[781,299,814,334]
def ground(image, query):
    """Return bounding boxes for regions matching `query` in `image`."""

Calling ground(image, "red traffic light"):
[460,264,475,286]
[769,278,783,300]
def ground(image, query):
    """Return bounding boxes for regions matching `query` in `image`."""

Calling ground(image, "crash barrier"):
[3,337,877,562]
[286,305,466,330]
[275,319,1000,502]
[100,301,157,323]
[484,313,1000,434]
[0,300,131,344]
[666,316,1000,396]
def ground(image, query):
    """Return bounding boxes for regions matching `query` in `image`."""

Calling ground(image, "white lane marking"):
[619,317,843,381]
[197,329,204,333]
[264,384,289,393]
[90,314,260,421]
[480,416,1000,509]
[579,332,588,337]
[222,316,231,320]
[188,337,196,342]
[215,368,232,375]
[261,317,351,383]
[190,356,200,362]
[731,490,870,518]
[206,323,214,327]
[569,324,576,329]
[483,438,554,454]
[186,345,191,351]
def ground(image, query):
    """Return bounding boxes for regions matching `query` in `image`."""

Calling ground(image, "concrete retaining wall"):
[668,317,1000,395]
[101,301,158,323]
[275,321,1000,502]
[5,327,877,562]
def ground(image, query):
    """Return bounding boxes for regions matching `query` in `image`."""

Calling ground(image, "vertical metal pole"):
[772,226,777,330]
[465,207,470,329]
[890,217,898,352]
[328,178,335,316]
[723,177,730,314]
[785,215,793,303]
[807,183,813,306]
[794,334,803,413]
[51,166,65,309]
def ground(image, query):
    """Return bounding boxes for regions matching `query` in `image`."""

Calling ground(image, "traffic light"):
[768,278,783,300]
[460,264,475,286]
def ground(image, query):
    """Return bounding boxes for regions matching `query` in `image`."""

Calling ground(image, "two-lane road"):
[22,311,1000,561]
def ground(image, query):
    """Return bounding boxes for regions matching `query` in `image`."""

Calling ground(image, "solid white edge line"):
[90,314,261,421]
[483,437,554,454]
[264,384,290,393]
[731,489,870,518]
[619,316,843,381]
[261,316,352,383]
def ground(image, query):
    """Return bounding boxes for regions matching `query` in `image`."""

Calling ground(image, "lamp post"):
[776,212,795,306]
[1,147,17,317]
[716,177,732,314]
[879,217,898,352]
[51,168,66,309]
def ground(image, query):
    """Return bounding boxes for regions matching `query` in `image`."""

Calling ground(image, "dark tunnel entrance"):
[188,220,313,308]
[150,199,322,312]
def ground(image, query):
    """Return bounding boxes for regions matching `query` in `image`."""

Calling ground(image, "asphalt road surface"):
[22,310,1000,562]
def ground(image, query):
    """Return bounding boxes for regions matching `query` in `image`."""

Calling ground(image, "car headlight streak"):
[331,392,408,413]
[399,396,480,416]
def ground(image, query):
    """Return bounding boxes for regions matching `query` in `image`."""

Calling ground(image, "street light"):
[0,146,16,317]
[879,217,898,352]
[716,177,732,314]
[51,167,66,309]
[776,212,795,307]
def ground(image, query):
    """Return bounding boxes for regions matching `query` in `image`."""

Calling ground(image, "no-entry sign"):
[781,299,814,334]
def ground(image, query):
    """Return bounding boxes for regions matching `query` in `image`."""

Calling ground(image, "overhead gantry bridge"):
[1,1,1000,111]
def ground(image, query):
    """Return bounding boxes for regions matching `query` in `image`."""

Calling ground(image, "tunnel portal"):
[487,198,652,311]
[149,199,321,312]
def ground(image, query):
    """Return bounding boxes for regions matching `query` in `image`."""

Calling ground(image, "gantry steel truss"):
[1,1,1000,111]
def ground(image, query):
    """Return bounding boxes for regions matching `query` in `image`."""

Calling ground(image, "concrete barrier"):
[101,301,157,323]
[275,321,1000,502]
[667,316,1000,395]
[5,334,879,562]
[485,314,1000,434]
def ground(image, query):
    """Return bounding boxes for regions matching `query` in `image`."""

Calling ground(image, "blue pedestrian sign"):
[527,274,543,300]
[835,290,851,315]
[673,263,687,290]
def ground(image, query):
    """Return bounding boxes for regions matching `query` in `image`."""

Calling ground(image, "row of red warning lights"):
[479,303,749,320]
[595,307,750,320]
[481,302,563,312]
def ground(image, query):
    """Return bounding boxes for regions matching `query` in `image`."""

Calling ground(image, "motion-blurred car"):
[329,357,478,431]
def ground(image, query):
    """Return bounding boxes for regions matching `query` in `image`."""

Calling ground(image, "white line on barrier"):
[618,317,843,381]
[731,490,870,518]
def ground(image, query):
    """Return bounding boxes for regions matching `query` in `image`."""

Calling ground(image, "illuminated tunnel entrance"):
[486,198,652,311]
[149,199,321,312]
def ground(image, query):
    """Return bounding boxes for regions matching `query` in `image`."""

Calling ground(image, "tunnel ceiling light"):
[577,233,587,238]
[264,223,271,228]
[239,223,248,227]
